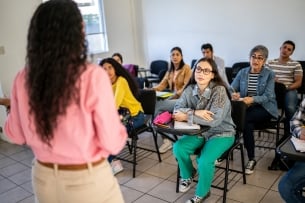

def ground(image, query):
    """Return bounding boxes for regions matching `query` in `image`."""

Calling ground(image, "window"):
[77,0,108,54]
[42,0,109,54]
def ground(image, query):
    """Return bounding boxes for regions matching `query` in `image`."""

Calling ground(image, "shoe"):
[185,192,211,203]
[245,159,256,175]
[215,158,223,166]
[111,160,124,175]
[179,178,193,193]
[159,138,172,153]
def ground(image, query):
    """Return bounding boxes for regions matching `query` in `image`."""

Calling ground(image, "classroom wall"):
[140,0,305,68]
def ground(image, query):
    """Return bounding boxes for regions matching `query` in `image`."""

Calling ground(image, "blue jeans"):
[243,105,273,160]
[284,90,298,135]
[278,162,305,203]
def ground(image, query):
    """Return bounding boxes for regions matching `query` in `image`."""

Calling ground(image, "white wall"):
[141,0,305,67]
[0,0,304,104]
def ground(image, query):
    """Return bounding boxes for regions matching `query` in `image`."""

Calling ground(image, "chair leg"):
[222,157,230,203]
[151,127,162,162]
[240,144,247,184]
[176,165,180,193]
[132,137,137,178]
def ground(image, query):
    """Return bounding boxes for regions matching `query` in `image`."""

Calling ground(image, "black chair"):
[176,100,247,203]
[117,89,162,177]
[191,59,197,69]
[231,62,250,81]
[254,82,286,150]
[145,60,168,87]
[225,67,233,84]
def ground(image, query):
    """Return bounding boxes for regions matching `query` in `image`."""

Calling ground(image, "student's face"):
[112,56,122,64]
[250,51,265,73]
[170,50,182,66]
[194,61,214,86]
[102,62,117,83]
[202,48,213,59]
[280,43,294,58]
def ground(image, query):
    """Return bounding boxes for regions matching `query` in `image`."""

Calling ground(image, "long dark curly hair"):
[99,58,140,99]
[26,0,87,145]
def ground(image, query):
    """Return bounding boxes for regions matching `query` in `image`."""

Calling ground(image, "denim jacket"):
[230,66,278,118]
[174,82,235,139]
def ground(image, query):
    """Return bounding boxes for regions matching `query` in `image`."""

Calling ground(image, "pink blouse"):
[4,63,127,164]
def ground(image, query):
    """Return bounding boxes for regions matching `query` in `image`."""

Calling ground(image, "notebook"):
[174,121,200,130]
[290,136,305,152]
[156,91,174,99]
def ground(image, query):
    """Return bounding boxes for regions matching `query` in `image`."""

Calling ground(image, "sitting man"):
[200,43,229,87]
[267,40,303,139]
[278,98,305,203]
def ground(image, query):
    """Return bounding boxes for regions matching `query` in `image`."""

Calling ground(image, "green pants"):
[173,135,234,197]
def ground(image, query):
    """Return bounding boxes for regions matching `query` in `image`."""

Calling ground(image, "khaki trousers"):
[32,159,124,203]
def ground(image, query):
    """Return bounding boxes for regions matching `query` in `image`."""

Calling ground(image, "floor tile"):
[0,187,31,203]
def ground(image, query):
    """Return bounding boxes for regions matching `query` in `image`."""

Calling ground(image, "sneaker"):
[111,160,124,175]
[215,158,223,166]
[185,192,211,203]
[179,178,193,193]
[245,159,256,175]
[159,138,172,153]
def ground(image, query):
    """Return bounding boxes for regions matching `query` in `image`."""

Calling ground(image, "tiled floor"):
[0,131,286,203]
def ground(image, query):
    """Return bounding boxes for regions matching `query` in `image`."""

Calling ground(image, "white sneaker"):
[215,158,223,166]
[111,160,124,175]
[159,138,172,153]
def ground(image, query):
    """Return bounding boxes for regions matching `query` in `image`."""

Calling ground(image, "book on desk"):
[174,121,200,130]
[156,91,174,99]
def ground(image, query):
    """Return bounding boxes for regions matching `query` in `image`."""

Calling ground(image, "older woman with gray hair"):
[230,45,278,175]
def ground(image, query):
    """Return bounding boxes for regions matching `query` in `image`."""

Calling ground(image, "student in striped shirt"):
[231,45,278,175]
[266,40,303,138]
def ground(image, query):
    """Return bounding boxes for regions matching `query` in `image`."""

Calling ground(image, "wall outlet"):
[0,46,5,55]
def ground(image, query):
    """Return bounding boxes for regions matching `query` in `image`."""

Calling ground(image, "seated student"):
[231,45,278,175]
[200,43,229,87]
[173,57,235,203]
[112,52,123,65]
[278,98,305,203]
[152,46,192,153]
[99,58,144,175]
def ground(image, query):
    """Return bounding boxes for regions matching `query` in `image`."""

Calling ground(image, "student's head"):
[99,58,139,98]
[169,46,185,71]
[26,0,87,144]
[188,58,225,88]
[112,53,123,64]
[249,45,268,71]
[201,43,214,59]
[280,40,295,58]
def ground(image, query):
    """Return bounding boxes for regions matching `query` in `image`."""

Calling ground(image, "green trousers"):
[173,135,234,197]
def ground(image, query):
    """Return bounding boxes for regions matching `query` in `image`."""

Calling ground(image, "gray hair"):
[249,45,268,59]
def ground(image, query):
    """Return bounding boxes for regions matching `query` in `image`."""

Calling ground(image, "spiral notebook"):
[174,121,200,130]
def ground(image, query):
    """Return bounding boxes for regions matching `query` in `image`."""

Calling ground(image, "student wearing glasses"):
[231,45,278,175]
[173,58,235,203]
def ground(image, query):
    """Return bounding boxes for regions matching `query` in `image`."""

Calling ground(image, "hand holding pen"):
[231,87,240,101]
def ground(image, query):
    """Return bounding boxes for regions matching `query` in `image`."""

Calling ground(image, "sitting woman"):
[230,45,278,175]
[173,58,235,203]
[99,58,144,175]
[153,46,192,153]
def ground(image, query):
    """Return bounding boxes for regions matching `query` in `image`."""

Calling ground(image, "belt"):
[37,157,105,171]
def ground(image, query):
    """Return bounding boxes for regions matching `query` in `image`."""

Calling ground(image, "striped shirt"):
[266,59,303,86]
[247,73,259,96]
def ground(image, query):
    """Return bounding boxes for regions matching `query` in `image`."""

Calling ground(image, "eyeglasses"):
[251,55,264,61]
[195,66,214,75]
